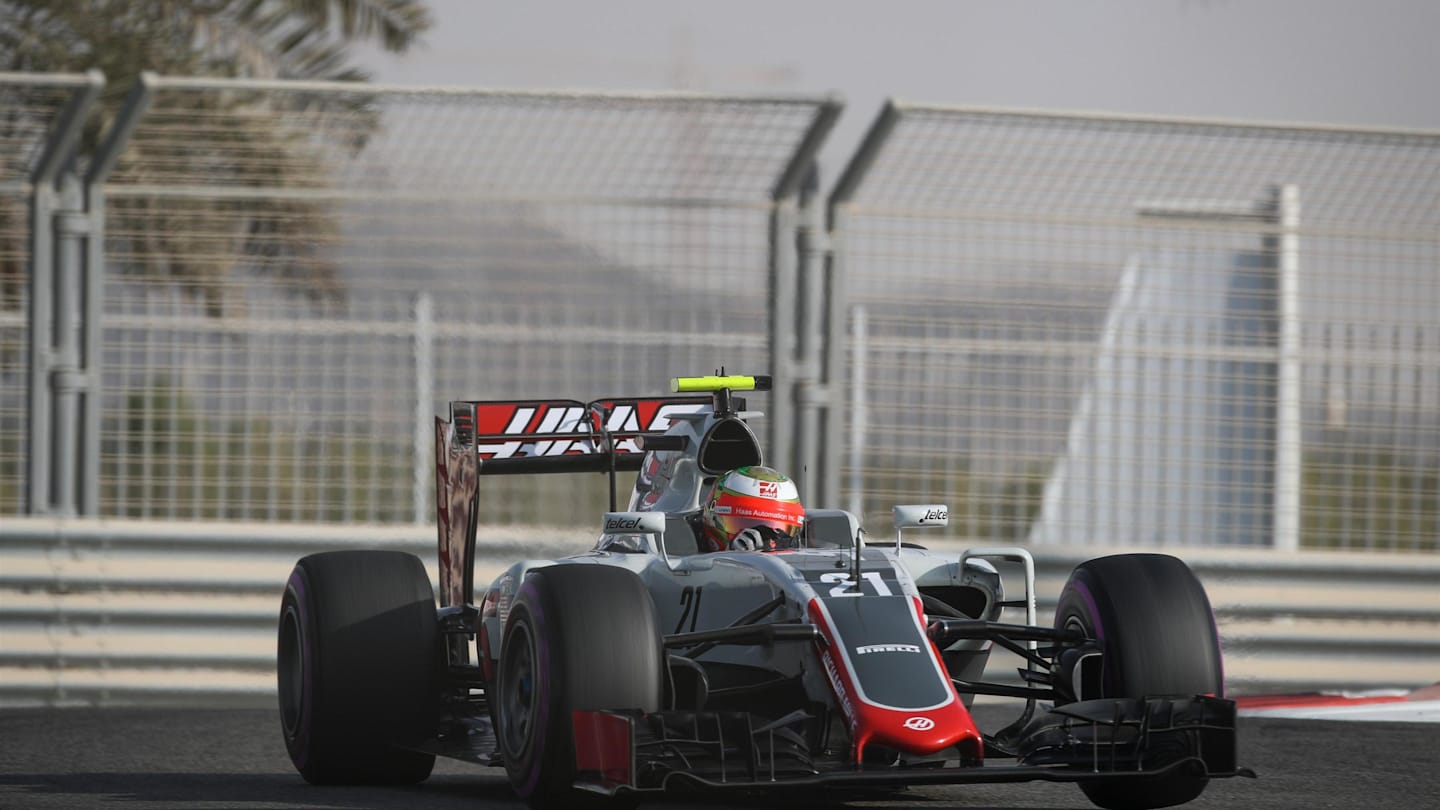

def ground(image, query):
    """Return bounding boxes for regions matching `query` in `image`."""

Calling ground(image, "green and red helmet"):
[700,466,805,552]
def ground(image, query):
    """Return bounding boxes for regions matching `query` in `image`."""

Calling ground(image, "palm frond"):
[0,0,429,315]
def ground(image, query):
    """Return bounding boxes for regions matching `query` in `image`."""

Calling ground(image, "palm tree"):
[0,0,431,314]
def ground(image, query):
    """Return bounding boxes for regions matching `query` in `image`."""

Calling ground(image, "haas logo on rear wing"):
[453,397,710,459]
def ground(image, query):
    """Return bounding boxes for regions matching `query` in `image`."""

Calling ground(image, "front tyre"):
[1054,554,1223,810]
[495,564,663,808]
[277,550,439,784]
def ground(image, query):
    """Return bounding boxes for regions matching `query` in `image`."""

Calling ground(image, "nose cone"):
[809,596,986,764]
[855,700,983,762]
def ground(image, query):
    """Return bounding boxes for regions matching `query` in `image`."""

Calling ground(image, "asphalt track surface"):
[2,705,1437,809]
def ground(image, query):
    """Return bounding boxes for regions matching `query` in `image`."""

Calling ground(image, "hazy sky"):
[359,0,1440,175]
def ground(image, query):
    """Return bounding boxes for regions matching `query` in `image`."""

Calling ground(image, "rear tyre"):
[1053,554,1223,810]
[277,550,439,784]
[495,564,663,808]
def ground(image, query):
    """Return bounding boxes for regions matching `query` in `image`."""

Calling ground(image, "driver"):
[699,465,805,552]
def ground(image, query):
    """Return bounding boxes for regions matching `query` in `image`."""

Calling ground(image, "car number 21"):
[675,585,703,633]
[818,571,893,597]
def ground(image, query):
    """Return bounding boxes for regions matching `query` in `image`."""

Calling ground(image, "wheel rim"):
[499,621,537,756]
[277,606,304,736]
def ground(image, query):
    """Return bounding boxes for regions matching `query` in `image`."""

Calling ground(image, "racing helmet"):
[700,466,804,552]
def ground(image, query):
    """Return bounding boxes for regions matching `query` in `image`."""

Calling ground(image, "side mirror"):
[602,511,667,535]
[892,504,948,551]
[602,511,666,556]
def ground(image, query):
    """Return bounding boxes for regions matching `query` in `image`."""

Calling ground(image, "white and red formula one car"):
[277,374,1250,808]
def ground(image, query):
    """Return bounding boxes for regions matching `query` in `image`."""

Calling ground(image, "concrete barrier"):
[2,519,1437,706]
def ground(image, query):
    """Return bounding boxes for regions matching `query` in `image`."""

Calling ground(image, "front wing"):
[571,695,1247,794]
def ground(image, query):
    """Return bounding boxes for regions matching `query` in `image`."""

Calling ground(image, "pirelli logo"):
[855,643,923,655]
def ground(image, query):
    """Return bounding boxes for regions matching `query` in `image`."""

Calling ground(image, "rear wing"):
[433,375,769,609]
[433,394,711,608]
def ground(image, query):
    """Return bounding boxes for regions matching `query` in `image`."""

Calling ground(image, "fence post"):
[49,173,87,517]
[824,101,900,513]
[848,304,868,517]
[25,180,54,515]
[413,292,434,525]
[817,202,851,512]
[767,198,797,476]
[771,97,842,494]
[25,70,103,516]
[794,169,828,504]
[1275,184,1302,552]
[71,72,154,518]
[80,171,105,517]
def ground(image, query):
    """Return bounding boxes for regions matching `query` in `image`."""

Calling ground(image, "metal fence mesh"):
[8,75,1438,551]
[96,80,836,524]
[837,105,1440,551]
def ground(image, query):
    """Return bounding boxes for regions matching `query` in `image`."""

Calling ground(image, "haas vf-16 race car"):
[277,374,1250,809]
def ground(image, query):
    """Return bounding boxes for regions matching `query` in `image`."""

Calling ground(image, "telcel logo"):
[605,517,643,532]
[922,508,947,522]
[903,716,935,731]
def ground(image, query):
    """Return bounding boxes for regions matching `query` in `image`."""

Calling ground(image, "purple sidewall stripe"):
[1071,577,1118,694]
[1072,578,1105,643]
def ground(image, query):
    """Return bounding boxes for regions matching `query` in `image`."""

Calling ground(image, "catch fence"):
[827,104,1440,552]
[5,72,839,525]
[4,74,1438,553]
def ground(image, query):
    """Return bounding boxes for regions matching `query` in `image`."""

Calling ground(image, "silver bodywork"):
[426,379,1244,802]
[477,506,1006,713]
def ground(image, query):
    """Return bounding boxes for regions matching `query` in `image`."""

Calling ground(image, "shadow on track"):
[3,707,1437,810]
[0,771,521,809]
